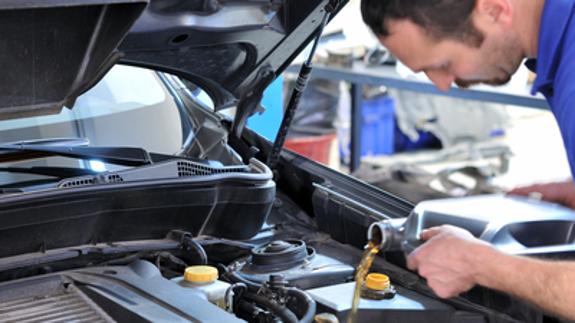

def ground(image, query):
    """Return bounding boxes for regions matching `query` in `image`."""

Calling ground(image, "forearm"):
[473,246,575,319]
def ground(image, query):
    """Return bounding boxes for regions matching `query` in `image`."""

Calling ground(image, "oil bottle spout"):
[367,218,407,251]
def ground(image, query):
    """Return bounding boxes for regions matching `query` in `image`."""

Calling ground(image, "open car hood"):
[119,0,345,111]
[0,0,346,127]
[0,0,147,120]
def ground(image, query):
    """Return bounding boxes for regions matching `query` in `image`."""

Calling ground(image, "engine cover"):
[0,261,242,322]
[231,239,354,290]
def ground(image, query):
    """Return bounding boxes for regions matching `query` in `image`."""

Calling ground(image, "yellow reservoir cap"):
[365,273,390,291]
[184,265,218,283]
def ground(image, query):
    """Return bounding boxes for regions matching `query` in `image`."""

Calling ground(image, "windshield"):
[0,65,185,153]
[0,65,190,186]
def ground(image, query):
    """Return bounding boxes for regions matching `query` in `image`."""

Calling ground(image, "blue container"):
[361,95,395,156]
[248,76,283,140]
[394,126,442,152]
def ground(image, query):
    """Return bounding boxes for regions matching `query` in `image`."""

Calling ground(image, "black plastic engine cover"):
[0,175,275,259]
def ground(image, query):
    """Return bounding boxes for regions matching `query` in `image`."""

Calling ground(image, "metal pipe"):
[286,287,316,323]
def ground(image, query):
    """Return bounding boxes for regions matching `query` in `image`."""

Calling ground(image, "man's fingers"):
[507,183,573,207]
[507,187,534,196]
[406,253,418,270]
[507,184,548,198]
[406,247,424,271]
[420,227,442,240]
[508,182,565,197]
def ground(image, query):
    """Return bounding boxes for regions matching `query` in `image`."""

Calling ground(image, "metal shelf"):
[285,62,548,171]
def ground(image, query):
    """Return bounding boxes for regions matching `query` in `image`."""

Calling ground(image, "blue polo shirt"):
[527,0,575,178]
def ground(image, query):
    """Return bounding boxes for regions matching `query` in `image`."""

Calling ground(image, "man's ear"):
[475,0,513,27]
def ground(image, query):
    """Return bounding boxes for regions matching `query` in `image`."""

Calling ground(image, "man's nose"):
[425,70,455,92]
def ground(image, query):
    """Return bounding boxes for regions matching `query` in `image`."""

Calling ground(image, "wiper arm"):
[1,138,90,147]
[0,166,98,178]
[0,138,218,167]
[0,187,23,194]
[0,145,153,166]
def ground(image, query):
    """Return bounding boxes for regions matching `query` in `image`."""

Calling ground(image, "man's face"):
[380,19,524,91]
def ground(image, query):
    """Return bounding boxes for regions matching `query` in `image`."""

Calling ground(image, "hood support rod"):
[266,0,338,171]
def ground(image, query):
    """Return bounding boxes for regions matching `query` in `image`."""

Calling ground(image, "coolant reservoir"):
[173,265,231,309]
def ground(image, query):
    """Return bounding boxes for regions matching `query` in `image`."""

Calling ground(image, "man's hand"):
[508,180,575,210]
[406,225,492,298]
[406,225,575,319]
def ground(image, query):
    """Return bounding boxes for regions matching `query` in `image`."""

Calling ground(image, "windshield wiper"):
[0,166,98,178]
[0,187,23,194]
[1,138,90,147]
[0,145,154,166]
[0,138,221,168]
[0,137,153,166]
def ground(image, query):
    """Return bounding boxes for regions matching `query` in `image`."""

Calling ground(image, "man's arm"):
[407,225,575,320]
[477,247,575,319]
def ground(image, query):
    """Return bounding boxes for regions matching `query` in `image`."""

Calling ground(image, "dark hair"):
[361,0,484,46]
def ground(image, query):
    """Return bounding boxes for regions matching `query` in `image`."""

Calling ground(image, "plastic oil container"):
[173,265,231,309]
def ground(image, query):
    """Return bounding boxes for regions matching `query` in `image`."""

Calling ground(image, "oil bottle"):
[367,216,418,253]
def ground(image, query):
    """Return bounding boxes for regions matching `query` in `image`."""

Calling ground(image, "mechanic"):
[361,0,575,319]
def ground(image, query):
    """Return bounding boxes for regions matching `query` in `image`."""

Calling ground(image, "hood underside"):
[0,0,146,120]
[119,0,344,110]
[0,0,346,121]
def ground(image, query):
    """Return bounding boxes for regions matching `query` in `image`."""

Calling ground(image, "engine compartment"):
[0,238,491,323]
[0,189,543,323]
[0,0,551,320]
[0,134,556,323]
[0,129,556,322]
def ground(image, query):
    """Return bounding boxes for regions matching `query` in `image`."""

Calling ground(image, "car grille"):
[0,284,115,323]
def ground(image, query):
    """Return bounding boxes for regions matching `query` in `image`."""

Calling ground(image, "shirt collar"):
[531,0,575,95]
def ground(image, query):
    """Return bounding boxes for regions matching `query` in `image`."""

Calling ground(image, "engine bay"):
[0,188,545,323]
[0,0,562,322]
[0,136,562,322]
[0,236,496,323]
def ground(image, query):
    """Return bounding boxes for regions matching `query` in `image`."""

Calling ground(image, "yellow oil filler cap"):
[365,273,390,291]
[184,265,218,283]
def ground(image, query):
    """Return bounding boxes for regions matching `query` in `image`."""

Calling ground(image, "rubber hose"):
[183,236,208,265]
[227,283,247,313]
[226,269,261,291]
[243,292,299,323]
[225,267,315,322]
[237,300,260,317]
[287,288,317,323]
